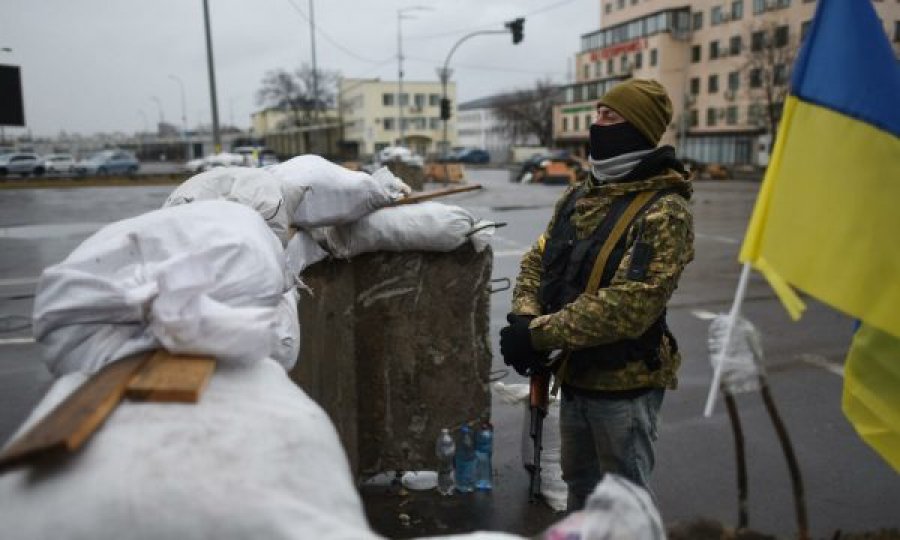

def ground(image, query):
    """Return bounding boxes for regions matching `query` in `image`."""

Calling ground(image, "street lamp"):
[150,95,164,130]
[168,75,187,133]
[397,6,431,149]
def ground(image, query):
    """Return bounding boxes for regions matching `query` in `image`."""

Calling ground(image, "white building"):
[457,95,541,164]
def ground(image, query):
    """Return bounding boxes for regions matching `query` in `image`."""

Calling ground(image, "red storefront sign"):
[590,38,647,61]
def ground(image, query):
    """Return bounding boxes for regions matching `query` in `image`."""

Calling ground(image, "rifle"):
[526,370,551,503]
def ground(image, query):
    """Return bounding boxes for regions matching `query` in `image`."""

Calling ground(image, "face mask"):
[589,122,654,160]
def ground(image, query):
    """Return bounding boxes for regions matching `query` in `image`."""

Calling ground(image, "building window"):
[728,71,740,90]
[414,93,425,108]
[583,64,590,79]
[730,35,742,55]
[586,115,592,129]
[749,68,762,88]
[574,115,580,132]
[383,93,394,106]
[801,20,812,41]
[708,74,720,93]
[690,77,701,95]
[774,63,787,85]
[399,93,409,106]
[605,3,612,15]
[691,45,701,63]
[707,108,718,127]
[617,0,624,9]
[689,109,699,127]
[732,0,744,20]
[562,117,568,132]
[748,104,763,125]
[635,51,643,69]
[587,83,599,100]
[693,11,703,30]
[607,58,614,74]
[429,118,440,129]
[726,106,738,125]
[710,40,720,59]
[383,118,395,130]
[621,55,629,71]
[751,30,766,51]
[753,0,765,14]
[711,6,723,25]
[429,94,440,106]
[650,48,658,66]
[595,62,603,77]
[774,25,789,47]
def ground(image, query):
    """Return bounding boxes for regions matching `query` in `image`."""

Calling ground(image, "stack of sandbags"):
[0,200,383,539]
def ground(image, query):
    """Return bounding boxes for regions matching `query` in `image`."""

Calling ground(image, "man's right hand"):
[500,314,548,376]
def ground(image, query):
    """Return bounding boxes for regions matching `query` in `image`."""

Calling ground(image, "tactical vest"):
[537,187,674,378]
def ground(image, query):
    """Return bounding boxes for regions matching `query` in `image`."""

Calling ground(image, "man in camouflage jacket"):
[500,79,694,511]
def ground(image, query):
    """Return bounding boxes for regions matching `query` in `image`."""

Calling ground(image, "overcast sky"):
[1,0,600,137]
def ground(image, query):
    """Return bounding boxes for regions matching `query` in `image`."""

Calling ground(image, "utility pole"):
[309,0,319,121]
[202,0,221,152]
[397,6,431,148]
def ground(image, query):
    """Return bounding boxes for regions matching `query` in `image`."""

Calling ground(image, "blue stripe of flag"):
[791,0,900,137]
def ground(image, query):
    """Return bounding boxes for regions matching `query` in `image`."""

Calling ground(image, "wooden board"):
[125,350,216,403]
[392,184,482,206]
[0,353,151,471]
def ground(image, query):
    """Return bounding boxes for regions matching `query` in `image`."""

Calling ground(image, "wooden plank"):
[125,350,216,403]
[392,184,482,206]
[0,353,151,471]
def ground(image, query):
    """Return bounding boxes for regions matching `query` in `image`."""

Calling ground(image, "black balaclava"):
[589,122,654,160]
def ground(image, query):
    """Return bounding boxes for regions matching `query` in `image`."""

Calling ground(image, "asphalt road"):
[0,170,897,538]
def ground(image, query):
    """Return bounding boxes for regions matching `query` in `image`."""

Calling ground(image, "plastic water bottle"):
[454,425,476,493]
[435,428,456,496]
[475,421,494,491]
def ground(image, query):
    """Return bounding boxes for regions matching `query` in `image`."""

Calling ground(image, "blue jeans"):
[559,387,664,512]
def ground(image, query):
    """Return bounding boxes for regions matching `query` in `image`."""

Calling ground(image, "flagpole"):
[704,262,752,417]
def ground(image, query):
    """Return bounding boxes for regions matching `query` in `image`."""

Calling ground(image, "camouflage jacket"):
[511,168,694,391]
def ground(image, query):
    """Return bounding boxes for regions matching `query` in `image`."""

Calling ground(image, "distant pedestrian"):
[500,78,694,511]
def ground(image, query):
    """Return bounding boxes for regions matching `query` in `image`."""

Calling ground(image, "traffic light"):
[506,17,524,45]
[440,97,452,120]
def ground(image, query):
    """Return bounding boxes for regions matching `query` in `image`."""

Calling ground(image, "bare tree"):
[492,79,562,147]
[740,21,800,141]
[256,63,341,127]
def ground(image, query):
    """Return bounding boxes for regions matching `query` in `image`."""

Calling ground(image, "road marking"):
[0,277,39,288]
[696,232,740,244]
[691,309,719,320]
[797,353,844,377]
[0,337,35,345]
[493,249,527,258]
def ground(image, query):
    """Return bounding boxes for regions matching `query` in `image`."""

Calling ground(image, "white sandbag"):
[272,288,301,370]
[285,229,329,278]
[33,201,293,376]
[322,201,492,259]
[164,166,292,246]
[0,358,378,540]
[494,382,567,512]
[268,155,409,227]
[540,474,665,539]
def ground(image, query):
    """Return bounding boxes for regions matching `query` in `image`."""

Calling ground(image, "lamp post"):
[397,6,431,148]
[202,0,221,152]
[150,95,164,131]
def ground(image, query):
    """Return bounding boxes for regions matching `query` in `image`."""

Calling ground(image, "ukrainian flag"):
[739,0,900,471]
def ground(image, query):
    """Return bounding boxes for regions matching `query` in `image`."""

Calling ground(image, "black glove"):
[500,313,547,377]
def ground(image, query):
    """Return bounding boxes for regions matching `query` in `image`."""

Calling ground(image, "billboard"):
[0,65,25,127]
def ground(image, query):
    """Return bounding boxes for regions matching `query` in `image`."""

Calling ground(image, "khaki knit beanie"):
[598,79,673,145]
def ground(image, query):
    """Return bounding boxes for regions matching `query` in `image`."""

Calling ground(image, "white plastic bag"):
[323,202,493,259]
[164,166,292,246]
[33,201,293,376]
[708,313,765,394]
[268,155,408,227]
[493,382,567,512]
[0,359,377,540]
[540,474,665,540]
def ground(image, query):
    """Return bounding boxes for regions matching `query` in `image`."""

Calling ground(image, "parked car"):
[441,148,490,164]
[75,150,140,176]
[42,153,76,174]
[511,150,587,185]
[0,152,44,177]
